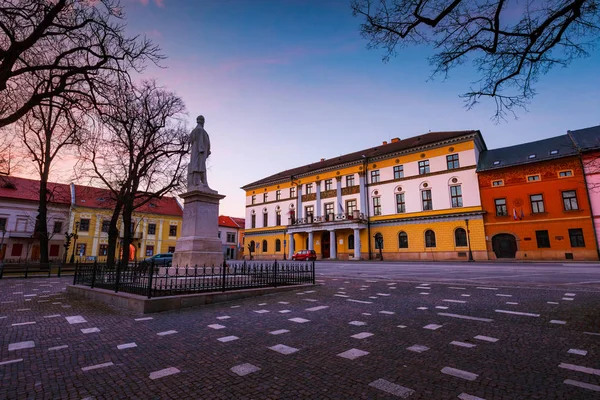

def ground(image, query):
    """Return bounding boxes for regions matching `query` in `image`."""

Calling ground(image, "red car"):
[291,249,317,261]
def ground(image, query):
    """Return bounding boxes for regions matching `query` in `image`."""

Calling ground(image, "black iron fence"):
[73,259,315,298]
[0,262,78,279]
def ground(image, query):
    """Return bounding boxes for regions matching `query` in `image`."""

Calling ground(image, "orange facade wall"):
[479,157,599,261]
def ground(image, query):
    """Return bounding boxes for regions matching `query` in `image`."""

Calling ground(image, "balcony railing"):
[291,212,366,226]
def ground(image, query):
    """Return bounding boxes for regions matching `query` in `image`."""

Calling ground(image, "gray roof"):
[477,135,577,172]
[568,125,600,152]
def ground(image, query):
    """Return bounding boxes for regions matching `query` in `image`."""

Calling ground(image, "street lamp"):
[465,218,474,262]
[69,221,79,263]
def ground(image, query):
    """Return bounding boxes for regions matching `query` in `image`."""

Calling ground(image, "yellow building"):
[67,184,183,262]
[241,130,489,261]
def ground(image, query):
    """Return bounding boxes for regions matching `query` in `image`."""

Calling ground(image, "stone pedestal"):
[172,188,226,267]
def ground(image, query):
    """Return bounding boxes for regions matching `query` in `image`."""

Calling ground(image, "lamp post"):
[69,221,79,264]
[465,218,474,262]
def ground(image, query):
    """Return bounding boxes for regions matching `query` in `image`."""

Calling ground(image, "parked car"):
[139,253,173,267]
[291,249,317,261]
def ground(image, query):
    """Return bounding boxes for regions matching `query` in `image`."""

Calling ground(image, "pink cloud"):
[138,0,149,5]
[154,0,165,7]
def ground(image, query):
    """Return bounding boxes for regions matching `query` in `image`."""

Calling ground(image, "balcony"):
[292,211,366,226]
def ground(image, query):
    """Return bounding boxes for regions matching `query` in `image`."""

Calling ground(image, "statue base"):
[172,187,226,268]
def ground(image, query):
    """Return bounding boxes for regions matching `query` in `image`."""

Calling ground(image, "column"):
[354,228,360,259]
[315,181,321,218]
[91,213,101,256]
[288,233,295,259]
[297,185,303,220]
[335,176,343,216]
[329,230,336,259]
[157,218,164,253]
[308,231,314,250]
[358,171,366,214]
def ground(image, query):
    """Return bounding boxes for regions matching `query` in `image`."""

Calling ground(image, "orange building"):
[477,135,598,261]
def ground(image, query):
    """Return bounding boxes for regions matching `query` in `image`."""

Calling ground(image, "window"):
[492,180,504,187]
[398,231,408,248]
[493,160,501,165]
[226,232,236,243]
[11,243,23,257]
[495,198,508,216]
[101,221,110,233]
[263,193,268,202]
[450,185,463,208]
[305,205,314,217]
[569,228,585,247]
[530,194,545,213]
[422,189,433,211]
[527,175,540,182]
[262,240,268,252]
[528,154,536,159]
[325,203,334,219]
[147,223,156,235]
[263,212,268,227]
[99,244,108,256]
[418,160,430,175]
[447,154,460,169]
[393,165,404,179]
[346,175,355,187]
[371,170,380,183]
[290,187,296,197]
[168,246,175,253]
[275,239,281,252]
[550,149,559,155]
[374,233,383,249]
[346,199,357,214]
[324,179,332,191]
[76,243,86,256]
[49,244,60,257]
[0,217,6,231]
[559,170,573,177]
[536,230,550,248]
[455,228,467,247]
[251,195,256,204]
[51,221,62,234]
[396,193,406,213]
[16,218,27,232]
[425,230,436,248]
[145,245,154,257]
[372,197,381,216]
[562,190,579,211]
[79,218,90,232]
[218,231,221,238]
[276,190,281,200]
[306,184,313,194]
[169,225,177,236]
[276,210,281,226]
[251,214,256,228]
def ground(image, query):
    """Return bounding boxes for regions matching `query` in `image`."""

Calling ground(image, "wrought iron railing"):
[73,260,315,298]
[0,262,77,279]
[292,212,367,225]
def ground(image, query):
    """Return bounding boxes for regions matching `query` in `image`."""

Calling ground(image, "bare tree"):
[0,130,23,175]
[352,0,600,120]
[0,0,162,129]
[79,80,189,266]
[18,92,84,264]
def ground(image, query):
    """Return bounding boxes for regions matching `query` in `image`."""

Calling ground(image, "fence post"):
[58,262,62,278]
[47,263,51,277]
[25,263,29,278]
[0,262,4,279]
[91,261,97,289]
[312,260,315,284]
[115,261,121,293]
[221,260,227,292]
[273,259,278,287]
[146,260,154,299]
[72,262,77,285]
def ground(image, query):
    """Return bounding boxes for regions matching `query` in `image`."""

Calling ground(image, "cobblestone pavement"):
[1,276,600,399]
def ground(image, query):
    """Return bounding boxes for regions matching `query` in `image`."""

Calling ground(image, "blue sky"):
[90,0,600,217]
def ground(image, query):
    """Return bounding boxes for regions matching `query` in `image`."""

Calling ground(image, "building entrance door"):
[321,232,330,259]
[492,234,517,258]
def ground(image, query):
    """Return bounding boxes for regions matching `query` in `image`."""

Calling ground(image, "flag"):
[513,208,517,220]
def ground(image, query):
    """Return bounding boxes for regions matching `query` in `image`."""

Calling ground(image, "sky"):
[52,0,600,217]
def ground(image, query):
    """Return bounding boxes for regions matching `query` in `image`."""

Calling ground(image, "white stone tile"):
[230,305,241,308]
[379,311,395,315]
[254,310,269,314]
[217,316,231,320]
[443,299,466,304]
[564,293,576,297]
[81,362,114,372]
[441,366,478,381]
[81,328,100,334]
[217,336,239,343]
[351,332,374,339]
[157,330,178,336]
[458,393,486,400]
[16,308,31,311]
[258,303,267,306]
[149,367,180,380]
[269,329,290,335]
[368,378,415,398]
[397,325,407,328]
[8,341,35,351]
[563,379,600,392]
[423,324,443,330]
[417,307,428,310]
[376,293,391,296]
[268,344,299,355]
[450,341,476,348]
[494,309,540,317]
[550,320,567,325]
[349,321,366,326]
[461,294,471,297]
[361,313,372,316]
[207,324,225,330]
[337,348,369,360]
[278,301,289,304]
[435,306,449,310]
[506,302,519,305]
[231,363,261,376]
[568,349,588,356]
[48,345,68,351]
[368,296,378,299]
[134,317,153,321]
[474,335,499,343]
[65,315,87,324]
[288,317,310,323]
[0,358,23,366]
[347,299,372,304]
[407,344,430,353]
[303,299,318,302]
[43,314,61,318]
[547,301,559,304]
[11,321,36,327]
[278,310,292,313]
[562,297,574,301]
[117,343,137,350]
[305,306,329,312]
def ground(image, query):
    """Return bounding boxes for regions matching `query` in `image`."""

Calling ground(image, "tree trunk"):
[121,203,133,266]
[105,201,123,267]
[37,164,51,265]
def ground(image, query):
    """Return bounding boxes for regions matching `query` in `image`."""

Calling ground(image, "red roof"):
[0,176,71,204]
[73,184,183,216]
[219,215,245,228]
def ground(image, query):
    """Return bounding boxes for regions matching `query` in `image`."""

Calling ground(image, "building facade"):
[218,215,245,260]
[242,130,489,261]
[477,135,598,261]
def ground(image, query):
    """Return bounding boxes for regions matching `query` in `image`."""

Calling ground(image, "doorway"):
[492,234,517,258]
[321,232,330,259]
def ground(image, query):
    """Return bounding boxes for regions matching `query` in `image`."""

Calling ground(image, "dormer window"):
[493,161,501,165]
[550,150,559,155]
[528,154,536,159]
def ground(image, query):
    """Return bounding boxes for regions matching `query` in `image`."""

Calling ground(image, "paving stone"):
[407,345,429,353]
[81,327,101,334]
[8,341,35,351]
[349,321,366,326]
[368,378,415,398]
[351,332,374,339]
[149,367,180,380]
[288,317,310,323]
[207,324,225,330]
[269,329,290,335]
[231,363,261,376]
[337,348,369,360]
[268,344,299,355]
[423,324,443,330]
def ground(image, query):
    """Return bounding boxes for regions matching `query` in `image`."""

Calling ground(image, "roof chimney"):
[382,141,388,145]
[320,158,325,162]
[391,137,400,143]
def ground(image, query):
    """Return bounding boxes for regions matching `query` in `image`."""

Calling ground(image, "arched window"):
[398,231,408,248]
[455,228,467,247]
[374,233,384,249]
[348,234,355,250]
[425,230,436,248]
[262,240,268,252]
[275,239,281,252]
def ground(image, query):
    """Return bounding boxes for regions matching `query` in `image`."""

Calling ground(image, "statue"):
[188,115,211,190]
